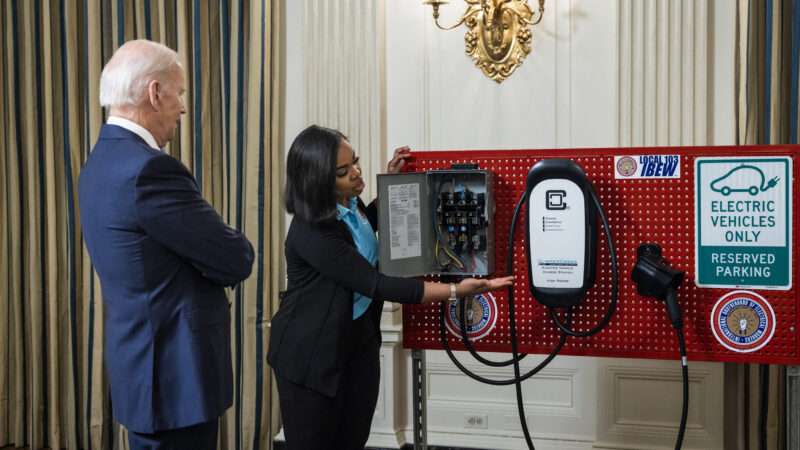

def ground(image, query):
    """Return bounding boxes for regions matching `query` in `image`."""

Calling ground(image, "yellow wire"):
[435,227,465,269]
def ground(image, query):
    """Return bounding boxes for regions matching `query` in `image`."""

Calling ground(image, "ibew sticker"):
[614,155,681,179]
[444,292,498,341]
[710,290,775,353]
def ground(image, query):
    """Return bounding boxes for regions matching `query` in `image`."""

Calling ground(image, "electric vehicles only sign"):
[695,157,792,290]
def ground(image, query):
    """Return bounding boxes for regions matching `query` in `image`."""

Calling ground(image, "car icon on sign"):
[710,165,779,196]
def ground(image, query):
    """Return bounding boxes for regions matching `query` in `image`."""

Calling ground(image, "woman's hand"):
[456,276,515,297]
[386,146,411,173]
[421,276,516,304]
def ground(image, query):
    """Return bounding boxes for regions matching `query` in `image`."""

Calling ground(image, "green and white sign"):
[695,157,792,290]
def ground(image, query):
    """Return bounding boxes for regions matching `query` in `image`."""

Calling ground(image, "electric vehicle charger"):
[439,159,618,450]
[526,159,597,308]
[631,243,688,450]
[526,160,618,338]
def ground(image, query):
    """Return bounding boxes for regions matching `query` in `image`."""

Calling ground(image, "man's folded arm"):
[135,153,255,286]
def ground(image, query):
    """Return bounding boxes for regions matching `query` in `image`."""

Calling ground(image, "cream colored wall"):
[283,1,737,448]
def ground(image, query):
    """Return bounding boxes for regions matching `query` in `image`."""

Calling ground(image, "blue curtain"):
[0,1,283,449]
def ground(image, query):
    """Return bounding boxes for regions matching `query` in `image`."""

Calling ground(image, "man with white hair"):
[79,39,254,450]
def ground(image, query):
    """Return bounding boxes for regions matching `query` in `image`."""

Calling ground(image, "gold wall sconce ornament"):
[423,0,545,83]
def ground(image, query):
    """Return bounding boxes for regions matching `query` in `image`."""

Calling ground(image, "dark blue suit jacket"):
[79,124,254,433]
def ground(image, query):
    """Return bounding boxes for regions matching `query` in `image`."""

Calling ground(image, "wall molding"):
[303,0,386,199]
[426,363,579,414]
[595,360,724,450]
[367,332,409,449]
[618,0,711,147]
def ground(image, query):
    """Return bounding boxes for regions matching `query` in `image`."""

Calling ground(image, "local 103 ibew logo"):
[445,292,498,340]
[614,155,681,179]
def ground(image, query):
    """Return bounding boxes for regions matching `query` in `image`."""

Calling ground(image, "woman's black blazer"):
[268,199,424,397]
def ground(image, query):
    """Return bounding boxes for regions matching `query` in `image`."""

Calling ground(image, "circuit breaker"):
[377,166,494,277]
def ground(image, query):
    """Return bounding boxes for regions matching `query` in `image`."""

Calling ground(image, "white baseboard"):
[398,428,595,450]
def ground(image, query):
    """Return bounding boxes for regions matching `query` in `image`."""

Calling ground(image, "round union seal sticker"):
[616,156,638,177]
[445,292,498,341]
[710,290,775,353]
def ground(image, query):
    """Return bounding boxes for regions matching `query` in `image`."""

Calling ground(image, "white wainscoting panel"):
[367,323,409,448]
[594,359,724,450]
[404,352,597,450]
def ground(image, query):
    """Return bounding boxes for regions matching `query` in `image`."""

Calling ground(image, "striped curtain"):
[734,1,799,449]
[0,1,283,449]
[736,0,800,145]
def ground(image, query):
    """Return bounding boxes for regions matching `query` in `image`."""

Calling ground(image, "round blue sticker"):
[710,290,775,353]
[444,292,498,341]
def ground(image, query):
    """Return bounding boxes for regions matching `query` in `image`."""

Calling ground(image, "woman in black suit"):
[268,125,513,450]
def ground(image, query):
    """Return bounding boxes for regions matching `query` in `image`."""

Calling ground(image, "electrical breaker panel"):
[377,168,495,277]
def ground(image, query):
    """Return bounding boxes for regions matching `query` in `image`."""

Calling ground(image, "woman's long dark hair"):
[284,125,347,223]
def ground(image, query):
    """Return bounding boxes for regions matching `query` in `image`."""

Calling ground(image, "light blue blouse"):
[336,198,379,319]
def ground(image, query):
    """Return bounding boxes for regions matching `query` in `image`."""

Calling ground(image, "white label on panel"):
[387,183,422,260]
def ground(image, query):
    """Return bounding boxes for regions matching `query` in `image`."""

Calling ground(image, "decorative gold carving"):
[424,0,545,83]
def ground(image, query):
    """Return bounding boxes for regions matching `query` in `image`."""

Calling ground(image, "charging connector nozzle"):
[631,244,685,329]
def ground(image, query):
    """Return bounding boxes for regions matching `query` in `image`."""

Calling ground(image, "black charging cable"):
[439,191,570,385]
[455,190,528,367]
[439,190,564,450]
[439,302,569,386]
[631,244,688,450]
[440,181,618,450]
[666,286,689,450]
[547,183,619,338]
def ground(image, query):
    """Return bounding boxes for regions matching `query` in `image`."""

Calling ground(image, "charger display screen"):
[528,179,586,289]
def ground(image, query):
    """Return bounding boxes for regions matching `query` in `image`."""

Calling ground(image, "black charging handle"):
[631,244,685,329]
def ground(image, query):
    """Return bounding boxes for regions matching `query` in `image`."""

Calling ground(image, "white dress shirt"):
[107,116,160,150]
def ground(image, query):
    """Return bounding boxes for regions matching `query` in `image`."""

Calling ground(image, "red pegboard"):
[401,145,800,365]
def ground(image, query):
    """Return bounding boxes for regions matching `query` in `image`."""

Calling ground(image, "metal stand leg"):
[788,366,800,449]
[412,349,428,450]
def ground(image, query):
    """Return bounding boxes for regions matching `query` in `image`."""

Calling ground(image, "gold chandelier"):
[423,0,545,83]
